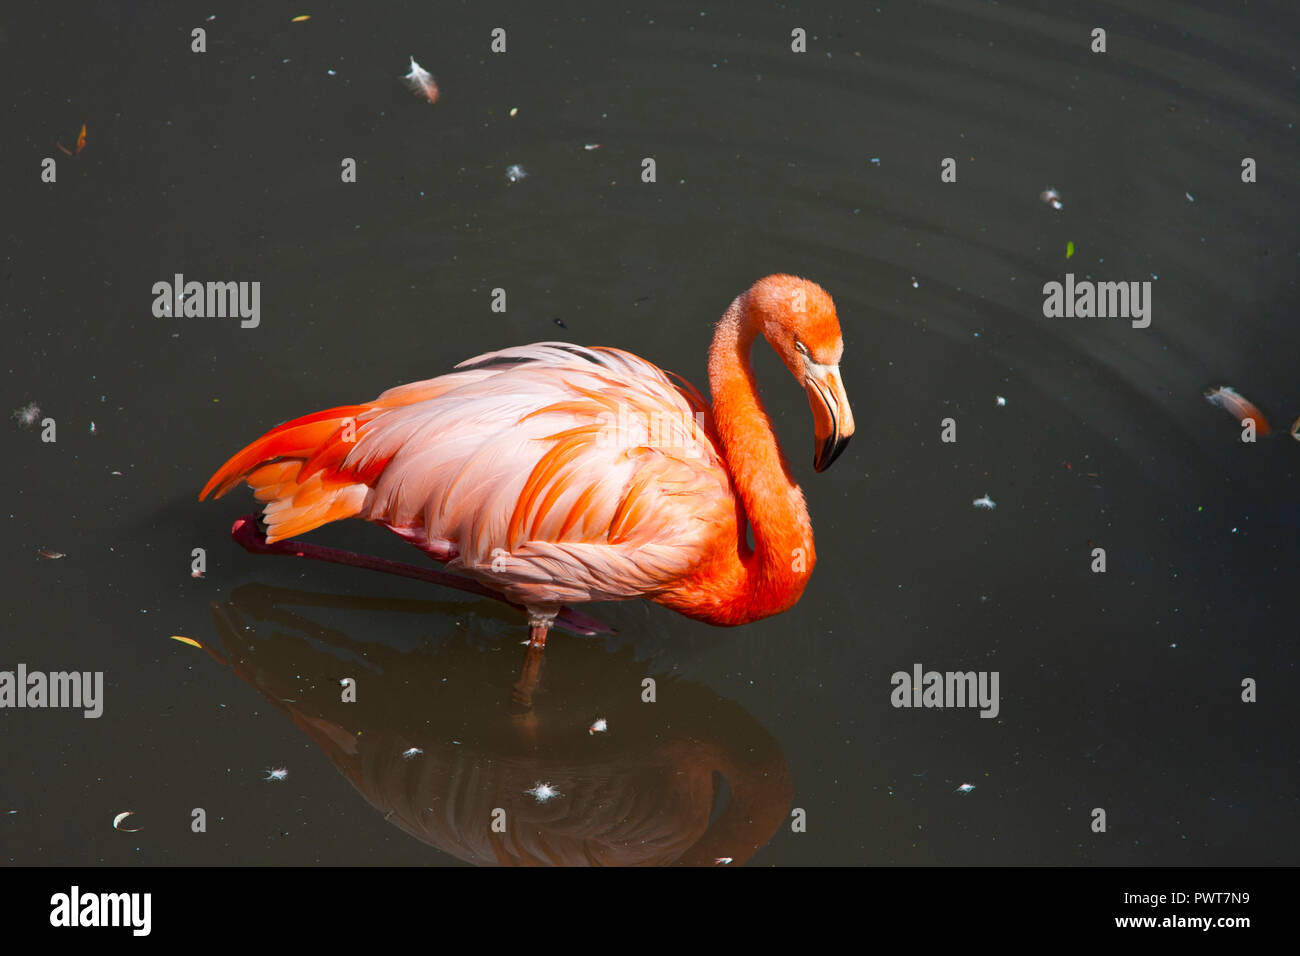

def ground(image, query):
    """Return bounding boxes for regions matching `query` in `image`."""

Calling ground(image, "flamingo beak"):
[805,361,855,472]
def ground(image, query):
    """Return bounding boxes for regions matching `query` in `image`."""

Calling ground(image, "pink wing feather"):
[203,343,736,608]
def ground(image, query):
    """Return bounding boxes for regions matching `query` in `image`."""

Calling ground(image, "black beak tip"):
[814,434,851,473]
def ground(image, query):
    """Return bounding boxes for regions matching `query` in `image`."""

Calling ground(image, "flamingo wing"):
[202,343,737,607]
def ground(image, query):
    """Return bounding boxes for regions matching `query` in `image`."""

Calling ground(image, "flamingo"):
[200,274,854,650]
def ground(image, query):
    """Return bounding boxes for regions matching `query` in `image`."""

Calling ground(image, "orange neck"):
[693,294,815,623]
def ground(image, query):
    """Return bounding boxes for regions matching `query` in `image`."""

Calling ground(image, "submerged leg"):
[228,515,611,636]
[511,643,545,715]
[510,609,557,716]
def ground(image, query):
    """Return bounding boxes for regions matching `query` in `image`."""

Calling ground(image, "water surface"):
[3,0,1297,865]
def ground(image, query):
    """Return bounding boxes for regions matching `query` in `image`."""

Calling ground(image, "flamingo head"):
[747,275,856,472]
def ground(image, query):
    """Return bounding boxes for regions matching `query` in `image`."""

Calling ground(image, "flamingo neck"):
[705,295,815,620]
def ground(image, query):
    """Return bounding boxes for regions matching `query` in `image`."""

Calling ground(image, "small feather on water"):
[1204,385,1270,436]
[403,56,439,104]
[13,403,41,428]
[525,782,561,803]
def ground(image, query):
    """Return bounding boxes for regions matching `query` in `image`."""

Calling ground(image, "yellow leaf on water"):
[291,15,311,22]
[170,635,203,648]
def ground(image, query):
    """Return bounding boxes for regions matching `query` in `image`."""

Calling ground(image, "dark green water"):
[3,0,1296,865]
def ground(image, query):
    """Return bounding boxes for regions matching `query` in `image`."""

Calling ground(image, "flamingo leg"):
[510,642,546,716]
[509,613,555,729]
[525,610,556,649]
[228,515,612,637]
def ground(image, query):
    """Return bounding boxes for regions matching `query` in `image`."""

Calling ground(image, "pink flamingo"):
[200,274,854,649]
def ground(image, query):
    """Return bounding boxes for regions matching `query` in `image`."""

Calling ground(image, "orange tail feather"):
[199,404,381,543]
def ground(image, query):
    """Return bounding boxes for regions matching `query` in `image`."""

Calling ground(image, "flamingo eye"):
[794,340,809,356]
